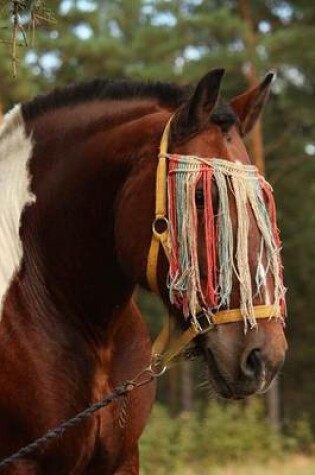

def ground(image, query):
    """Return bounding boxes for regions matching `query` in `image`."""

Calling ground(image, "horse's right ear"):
[172,69,225,139]
[230,72,275,137]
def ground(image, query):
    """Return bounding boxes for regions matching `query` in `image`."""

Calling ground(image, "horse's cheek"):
[114,174,154,285]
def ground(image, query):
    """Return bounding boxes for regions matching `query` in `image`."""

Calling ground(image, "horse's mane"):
[21,77,237,131]
[21,78,192,122]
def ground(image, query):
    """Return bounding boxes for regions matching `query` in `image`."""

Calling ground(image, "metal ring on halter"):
[152,216,169,236]
[149,354,167,376]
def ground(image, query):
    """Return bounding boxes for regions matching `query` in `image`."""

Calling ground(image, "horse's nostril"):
[242,348,263,379]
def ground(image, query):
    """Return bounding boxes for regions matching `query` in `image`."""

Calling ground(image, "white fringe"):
[165,154,285,328]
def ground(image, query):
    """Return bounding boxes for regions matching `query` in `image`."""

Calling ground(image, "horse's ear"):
[230,72,275,137]
[173,68,225,137]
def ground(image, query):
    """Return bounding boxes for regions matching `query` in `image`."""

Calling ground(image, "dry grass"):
[177,455,315,475]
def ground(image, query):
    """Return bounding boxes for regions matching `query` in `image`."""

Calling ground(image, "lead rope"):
[0,365,161,471]
[0,322,202,471]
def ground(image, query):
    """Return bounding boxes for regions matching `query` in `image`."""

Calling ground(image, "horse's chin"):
[200,347,272,400]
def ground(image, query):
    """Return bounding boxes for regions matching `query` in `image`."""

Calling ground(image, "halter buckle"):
[192,311,215,334]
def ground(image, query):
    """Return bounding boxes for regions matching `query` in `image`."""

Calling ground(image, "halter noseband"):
[147,116,282,369]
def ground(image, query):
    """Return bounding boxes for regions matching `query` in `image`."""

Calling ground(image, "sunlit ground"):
[140,455,315,475]
[140,402,315,475]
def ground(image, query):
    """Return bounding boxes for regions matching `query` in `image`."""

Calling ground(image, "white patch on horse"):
[0,105,36,317]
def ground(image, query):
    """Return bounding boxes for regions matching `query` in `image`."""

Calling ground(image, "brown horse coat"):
[0,71,287,473]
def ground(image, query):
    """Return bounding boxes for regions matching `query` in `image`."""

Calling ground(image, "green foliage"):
[198,400,282,463]
[0,1,55,77]
[285,414,315,454]
[140,401,289,474]
[136,289,165,340]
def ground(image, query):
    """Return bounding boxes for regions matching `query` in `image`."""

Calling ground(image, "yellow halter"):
[147,117,281,370]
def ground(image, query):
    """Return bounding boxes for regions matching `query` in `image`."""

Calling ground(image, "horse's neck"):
[20,100,165,331]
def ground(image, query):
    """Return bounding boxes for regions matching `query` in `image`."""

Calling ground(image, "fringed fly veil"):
[167,154,286,331]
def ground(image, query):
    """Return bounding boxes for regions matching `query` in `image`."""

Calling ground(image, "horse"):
[0,69,287,474]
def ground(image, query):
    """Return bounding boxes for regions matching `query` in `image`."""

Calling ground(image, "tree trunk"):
[97,0,108,36]
[239,0,265,175]
[239,0,281,429]
[266,377,281,431]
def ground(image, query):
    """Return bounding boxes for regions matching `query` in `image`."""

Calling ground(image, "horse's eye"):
[195,189,204,209]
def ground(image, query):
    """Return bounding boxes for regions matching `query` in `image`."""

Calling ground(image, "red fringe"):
[260,178,285,315]
[168,156,218,312]
[168,155,181,308]
[167,161,285,318]
[203,169,217,307]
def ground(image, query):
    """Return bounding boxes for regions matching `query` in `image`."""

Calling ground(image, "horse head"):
[116,69,287,399]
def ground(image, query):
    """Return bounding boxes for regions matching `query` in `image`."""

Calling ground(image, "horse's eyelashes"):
[212,184,219,212]
[195,189,204,209]
[195,186,219,212]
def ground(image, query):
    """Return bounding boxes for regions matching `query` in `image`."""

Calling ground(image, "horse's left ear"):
[172,69,225,140]
[230,72,275,137]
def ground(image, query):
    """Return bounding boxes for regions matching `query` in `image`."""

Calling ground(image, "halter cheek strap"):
[147,116,282,370]
[146,118,171,294]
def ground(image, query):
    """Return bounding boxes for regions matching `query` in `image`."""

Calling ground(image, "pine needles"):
[0,0,55,76]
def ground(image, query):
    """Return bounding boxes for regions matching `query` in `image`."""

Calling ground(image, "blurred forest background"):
[1,1,315,473]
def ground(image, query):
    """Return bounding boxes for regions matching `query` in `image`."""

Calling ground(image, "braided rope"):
[0,376,153,471]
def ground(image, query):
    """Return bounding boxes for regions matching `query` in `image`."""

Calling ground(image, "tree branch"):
[1,0,55,76]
